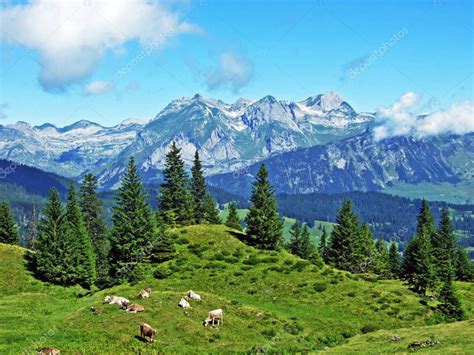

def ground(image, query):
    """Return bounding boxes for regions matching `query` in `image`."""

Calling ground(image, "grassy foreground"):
[0,225,473,353]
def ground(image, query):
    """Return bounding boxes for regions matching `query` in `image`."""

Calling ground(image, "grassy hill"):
[1,225,473,353]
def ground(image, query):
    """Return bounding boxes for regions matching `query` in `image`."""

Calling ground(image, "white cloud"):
[0,0,199,92]
[374,92,474,141]
[83,80,114,95]
[206,51,253,93]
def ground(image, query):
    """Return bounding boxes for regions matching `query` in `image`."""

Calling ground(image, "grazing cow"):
[121,301,145,313]
[103,295,129,306]
[140,322,157,343]
[139,288,152,299]
[187,290,201,301]
[178,297,191,309]
[203,308,223,326]
[38,348,60,355]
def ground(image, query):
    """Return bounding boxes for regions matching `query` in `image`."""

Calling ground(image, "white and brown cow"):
[139,287,152,299]
[38,348,60,355]
[103,295,129,306]
[140,322,157,343]
[187,290,201,301]
[203,308,223,326]
[121,301,145,313]
[178,297,191,309]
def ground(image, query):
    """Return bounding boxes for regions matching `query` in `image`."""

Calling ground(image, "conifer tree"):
[24,203,38,249]
[437,278,466,321]
[327,199,360,271]
[109,157,156,282]
[191,150,207,224]
[300,224,321,264]
[288,220,302,255]
[150,215,176,263]
[203,193,221,224]
[402,201,435,295]
[245,164,283,250]
[80,173,109,287]
[225,202,242,231]
[159,142,193,225]
[319,226,329,263]
[454,248,474,281]
[373,239,389,276]
[64,183,96,288]
[355,223,375,273]
[31,188,67,283]
[434,209,457,281]
[388,242,400,277]
[0,201,19,245]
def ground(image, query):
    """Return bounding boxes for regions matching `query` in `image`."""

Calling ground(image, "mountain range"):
[1,91,472,198]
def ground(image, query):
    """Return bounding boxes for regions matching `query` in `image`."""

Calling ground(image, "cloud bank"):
[374,92,474,141]
[206,51,253,93]
[0,0,199,92]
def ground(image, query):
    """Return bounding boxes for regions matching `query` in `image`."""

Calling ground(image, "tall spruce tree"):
[402,200,435,295]
[288,220,303,255]
[437,278,466,321]
[356,223,375,273]
[150,214,176,263]
[435,209,457,281]
[203,193,221,224]
[388,242,401,278]
[159,142,193,226]
[373,239,390,276]
[454,248,474,281]
[24,203,38,249]
[0,201,19,245]
[245,164,283,250]
[31,189,67,283]
[64,183,96,288]
[80,174,109,287]
[191,150,207,224]
[327,199,360,271]
[109,157,156,282]
[225,202,242,231]
[319,226,329,263]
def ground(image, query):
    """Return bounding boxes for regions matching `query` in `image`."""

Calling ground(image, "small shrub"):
[361,324,379,334]
[234,271,244,277]
[248,288,258,295]
[347,291,356,297]
[313,283,328,292]
[261,328,277,339]
[250,276,258,283]
[283,259,293,266]
[342,330,354,339]
[292,260,310,272]
[241,265,252,271]
[262,256,279,263]
[284,322,303,335]
[225,256,240,264]
[175,237,189,245]
[154,267,170,279]
[330,278,339,285]
[243,255,260,265]
[180,229,188,234]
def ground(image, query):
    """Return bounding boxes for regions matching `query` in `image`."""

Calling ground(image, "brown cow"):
[139,287,152,299]
[140,322,157,343]
[122,301,145,313]
[38,348,60,355]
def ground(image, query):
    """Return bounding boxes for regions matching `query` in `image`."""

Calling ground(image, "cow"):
[203,309,223,326]
[139,287,152,299]
[178,297,191,309]
[38,348,60,355]
[103,295,129,306]
[187,290,201,301]
[140,322,157,343]
[121,301,145,313]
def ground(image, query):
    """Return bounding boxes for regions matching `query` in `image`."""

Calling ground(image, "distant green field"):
[384,181,474,204]
[219,208,336,244]
[3,225,472,353]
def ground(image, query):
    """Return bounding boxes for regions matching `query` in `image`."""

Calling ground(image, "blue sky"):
[0,0,472,127]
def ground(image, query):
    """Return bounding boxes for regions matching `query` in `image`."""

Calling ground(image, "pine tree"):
[203,193,221,224]
[402,201,435,295]
[109,157,157,282]
[373,239,389,277]
[24,203,38,249]
[159,142,193,226]
[388,242,400,278]
[288,220,302,255]
[319,226,329,263]
[64,183,96,288]
[300,224,321,264]
[225,202,242,231]
[327,199,360,271]
[0,201,19,245]
[245,164,283,250]
[355,223,375,273]
[31,188,67,283]
[437,278,466,321]
[79,173,109,287]
[150,215,176,263]
[434,209,457,281]
[454,248,474,281]
[191,150,207,224]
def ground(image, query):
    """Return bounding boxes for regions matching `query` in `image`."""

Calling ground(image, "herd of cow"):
[37,288,224,354]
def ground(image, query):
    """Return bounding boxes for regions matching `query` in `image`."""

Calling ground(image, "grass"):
[0,225,472,353]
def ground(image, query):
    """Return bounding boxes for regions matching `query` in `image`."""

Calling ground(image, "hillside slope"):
[1,225,472,353]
